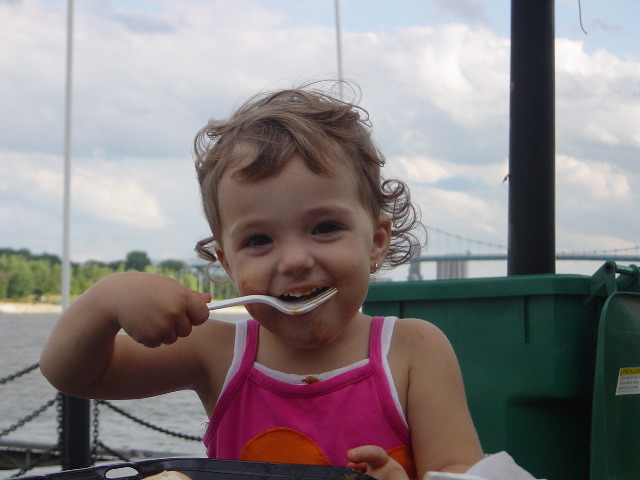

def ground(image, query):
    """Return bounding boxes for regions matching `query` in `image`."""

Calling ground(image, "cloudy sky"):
[1,0,638,280]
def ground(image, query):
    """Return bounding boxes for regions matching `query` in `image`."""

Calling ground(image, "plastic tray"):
[21,457,373,480]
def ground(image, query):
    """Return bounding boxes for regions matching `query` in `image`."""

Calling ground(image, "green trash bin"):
[590,291,640,480]
[363,262,638,480]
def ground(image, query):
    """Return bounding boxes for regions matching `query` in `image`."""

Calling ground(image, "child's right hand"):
[40,271,213,398]
[97,272,211,348]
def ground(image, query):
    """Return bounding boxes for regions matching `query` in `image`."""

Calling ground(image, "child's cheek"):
[237,275,262,296]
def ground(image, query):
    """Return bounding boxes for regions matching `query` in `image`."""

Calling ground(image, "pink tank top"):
[203,316,416,478]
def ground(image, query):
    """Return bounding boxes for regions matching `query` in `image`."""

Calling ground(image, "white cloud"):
[557,231,636,254]
[396,155,452,183]
[1,1,638,273]
[556,154,630,202]
[345,24,510,131]
[0,151,169,230]
[556,38,640,155]
[394,155,508,187]
[555,153,638,248]
[73,165,168,229]
[408,182,507,251]
[0,151,62,199]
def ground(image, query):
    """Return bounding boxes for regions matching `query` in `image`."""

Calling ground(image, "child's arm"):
[40,272,216,400]
[396,318,484,476]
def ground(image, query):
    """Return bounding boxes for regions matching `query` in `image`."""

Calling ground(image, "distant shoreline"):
[0,302,62,314]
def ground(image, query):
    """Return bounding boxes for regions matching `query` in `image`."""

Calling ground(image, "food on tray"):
[143,471,192,480]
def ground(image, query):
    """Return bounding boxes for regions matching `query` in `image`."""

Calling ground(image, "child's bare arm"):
[396,318,483,476]
[40,272,212,399]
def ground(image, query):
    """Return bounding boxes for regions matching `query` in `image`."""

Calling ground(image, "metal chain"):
[56,392,63,453]
[8,445,60,478]
[0,363,40,385]
[6,395,63,477]
[91,402,134,464]
[91,399,100,458]
[0,397,56,438]
[96,400,201,441]
[93,440,131,463]
[1,375,199,476]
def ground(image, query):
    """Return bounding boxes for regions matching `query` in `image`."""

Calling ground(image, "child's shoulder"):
[185,317,238,364]
[392,317,450,343]
[186,318,240,411]
[386,318,459,416]
[390,317,455,360]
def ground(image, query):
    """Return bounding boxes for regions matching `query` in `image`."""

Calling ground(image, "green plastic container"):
[363,265,633,480]
[590,291,640,480]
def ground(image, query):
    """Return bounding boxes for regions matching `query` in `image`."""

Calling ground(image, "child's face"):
[214,154,391,349]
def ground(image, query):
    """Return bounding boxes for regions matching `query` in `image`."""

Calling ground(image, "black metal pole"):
[61,394,92,470]
[507,0,556,275]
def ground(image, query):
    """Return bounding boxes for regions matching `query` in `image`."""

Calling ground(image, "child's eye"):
[312,222,341,235]
[243,235,272,248]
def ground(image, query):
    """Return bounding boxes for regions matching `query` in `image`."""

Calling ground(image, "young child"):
[40,82,483,480]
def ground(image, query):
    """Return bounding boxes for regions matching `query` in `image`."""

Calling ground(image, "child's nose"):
[277,244,314,275]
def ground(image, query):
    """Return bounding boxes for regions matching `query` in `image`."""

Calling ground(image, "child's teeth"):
[284,288,319,298]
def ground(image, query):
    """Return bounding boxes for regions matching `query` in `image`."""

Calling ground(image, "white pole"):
[61,0,74,310]
[334,0,344,100]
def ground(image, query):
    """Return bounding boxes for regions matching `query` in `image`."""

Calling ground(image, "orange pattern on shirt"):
[240,427,331,465]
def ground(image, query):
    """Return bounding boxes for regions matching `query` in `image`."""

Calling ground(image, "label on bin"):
[615,367,640,395]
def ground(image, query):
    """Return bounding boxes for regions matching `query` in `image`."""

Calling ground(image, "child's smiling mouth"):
[278,286,330,302]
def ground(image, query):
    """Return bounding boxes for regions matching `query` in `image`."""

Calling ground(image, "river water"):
[0,310,250,477]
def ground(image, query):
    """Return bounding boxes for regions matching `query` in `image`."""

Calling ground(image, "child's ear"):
[370,214,392,269]
[214,244,236,285]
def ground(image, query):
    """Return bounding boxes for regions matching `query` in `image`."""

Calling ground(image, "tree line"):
[0,248,235,302]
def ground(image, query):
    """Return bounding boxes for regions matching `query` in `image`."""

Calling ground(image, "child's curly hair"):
[194,81,423,270]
